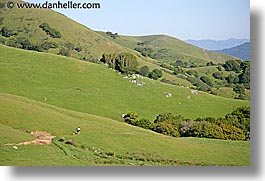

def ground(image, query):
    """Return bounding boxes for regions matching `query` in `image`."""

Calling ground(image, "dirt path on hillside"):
[4,131,55,146]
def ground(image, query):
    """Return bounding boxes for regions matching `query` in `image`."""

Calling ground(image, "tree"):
[123,112,139,126]
[200,76,214,86]
[138,66,150,77]
[213,71,226,80]
[206,61,215,66]
[148,69,163,80]
[239,67,250,88]
[187,69,199,77]
[100,53,139,74]
[226,74,239,84]
[223,60,241,73]
[173,67,185,75]
[233,84,245,94]
[174,60,184,67]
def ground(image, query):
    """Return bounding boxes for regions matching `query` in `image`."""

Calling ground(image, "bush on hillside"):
[39,23,62,38]
[148,69,163,80]
[219,124,245,141]
[1,27,17,37]
[138,66,150,77]
[153,122,180,137]
[190,121,224,139]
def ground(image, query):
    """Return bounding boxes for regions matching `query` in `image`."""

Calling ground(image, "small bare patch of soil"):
[4,131,55,146]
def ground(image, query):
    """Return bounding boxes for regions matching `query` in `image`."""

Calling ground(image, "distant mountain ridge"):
[185,38,250,50]
[214,42,250,60]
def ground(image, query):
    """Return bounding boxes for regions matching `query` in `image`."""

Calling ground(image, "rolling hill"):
[0,92,250,166]
[0,0,250,166]
[0,0,235,66]
[98,32,237,65]
[214,42,250,60]
[0,45,249,121]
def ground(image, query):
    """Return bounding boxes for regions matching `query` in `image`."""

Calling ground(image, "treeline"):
[124,106,250,141]
[100,53,163,79]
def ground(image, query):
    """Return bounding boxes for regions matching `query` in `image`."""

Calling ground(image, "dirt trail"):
[4,131,55,146]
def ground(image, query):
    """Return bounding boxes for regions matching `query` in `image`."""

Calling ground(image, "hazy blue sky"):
[30,0,250,40]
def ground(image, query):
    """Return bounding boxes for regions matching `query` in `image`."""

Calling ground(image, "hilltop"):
[98,32,236,66]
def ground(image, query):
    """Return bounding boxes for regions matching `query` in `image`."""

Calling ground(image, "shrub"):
[187,69,199,77]
[173,67,186,75]
[200,76,214,86]
[58,48,71,57]
[39,23,62,38]
[0,17,4,25]
[219,124,245,141]
[213,71,226,80]
[190,121,224,139]
[154,122,180,137]
[148,69,163,80]
[123,112,139,126]
[138,66,150,77]
[233,84,245,94]
[179,121,196,137]
[135,118,154,129]
[1,27,17,37]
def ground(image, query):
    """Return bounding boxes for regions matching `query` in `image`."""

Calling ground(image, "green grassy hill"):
[0,0,128,59]
[98,32,237,65]
[0,0,250,166]
[0,45,249,121]
[0,0,203,87]
[0,92,250,166]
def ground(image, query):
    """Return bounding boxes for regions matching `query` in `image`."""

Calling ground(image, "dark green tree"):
[223,60,241,73]
[200,76,214,86]
[148,69,163,80]
[138,66,150,77]
[226,74,239,84]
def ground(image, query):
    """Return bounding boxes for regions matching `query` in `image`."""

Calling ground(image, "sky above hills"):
[29,0,250,40]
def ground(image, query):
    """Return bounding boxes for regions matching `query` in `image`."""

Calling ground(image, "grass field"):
[0,45,249,121]
[0,93,250,166]
[0,1,250,166]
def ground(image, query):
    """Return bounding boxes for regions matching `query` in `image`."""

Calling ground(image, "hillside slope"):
[0,92,250,166]
[0,45,249,121]
[214,42,250,60]
[98,32,237,65]
[0,0,130,59]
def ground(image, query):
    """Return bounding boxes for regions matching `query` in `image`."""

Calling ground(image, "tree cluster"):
[123,107,250,141]
[100,53,139,74]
